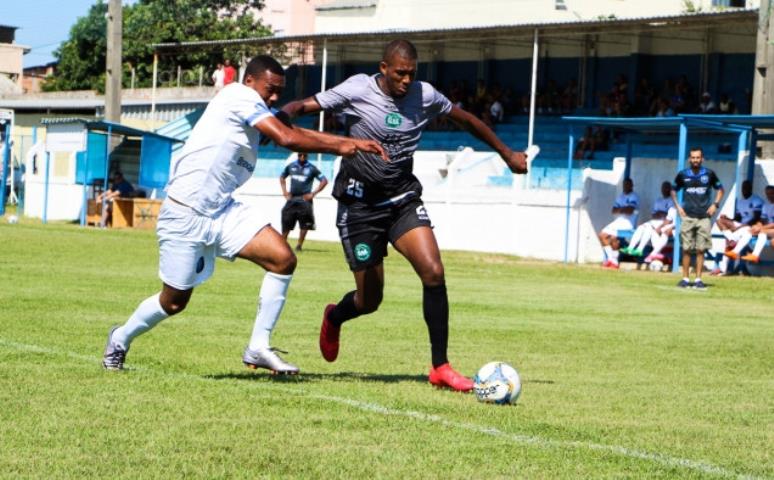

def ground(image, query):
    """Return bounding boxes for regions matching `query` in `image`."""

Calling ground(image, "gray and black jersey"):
[315,73,452,206]
[281,160,325,199]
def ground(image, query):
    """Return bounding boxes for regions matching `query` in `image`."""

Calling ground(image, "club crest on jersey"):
[354,243,371,261]
[385,112,403,128]
[701,175,709,184]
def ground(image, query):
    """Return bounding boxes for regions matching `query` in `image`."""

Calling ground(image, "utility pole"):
[105,0,122,123]
[753,0,774,156]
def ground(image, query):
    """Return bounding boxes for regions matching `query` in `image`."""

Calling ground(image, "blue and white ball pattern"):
[473,361,521,405]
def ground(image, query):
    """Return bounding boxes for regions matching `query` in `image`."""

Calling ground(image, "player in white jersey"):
[717,180,764,260]
[620,181,674,257]
[739,185,774,263]
[102,55,386,373]
[598,178,640,268]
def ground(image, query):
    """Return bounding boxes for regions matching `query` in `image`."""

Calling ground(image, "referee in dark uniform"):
[279,152,328,252]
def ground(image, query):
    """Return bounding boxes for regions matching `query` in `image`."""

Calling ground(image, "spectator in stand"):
[698,92,717,113]
[598,177,640,269]
[489,93,504,123]
[634,78,654,115]
[223,59,237,85]
[502,87,515,115]
[561,79,578,114]
[211,63,225,91]
[655,97,675,117]
[718,94,737,114]
[574,126,596,160]
[739,185,774,263]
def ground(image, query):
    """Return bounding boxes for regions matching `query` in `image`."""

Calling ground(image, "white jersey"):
[613,191,640,224]
[736,194,764,225]
[165,83,274,216]
[651,196,674,216]
[762,201,774,224]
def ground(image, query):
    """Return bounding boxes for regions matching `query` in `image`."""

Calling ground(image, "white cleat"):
[242,347,300,375]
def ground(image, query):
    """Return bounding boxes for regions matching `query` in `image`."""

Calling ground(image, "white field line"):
[0,338,764,480]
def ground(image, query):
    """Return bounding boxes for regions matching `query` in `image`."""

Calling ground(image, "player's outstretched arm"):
[445,105,528,174]
[256,116,386,159]
[282,96,323,119]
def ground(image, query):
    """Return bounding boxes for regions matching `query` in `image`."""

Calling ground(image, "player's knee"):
[161,298,188,316]
[420,263,445,286]
[356,292,383,314]
[274,251,297,275]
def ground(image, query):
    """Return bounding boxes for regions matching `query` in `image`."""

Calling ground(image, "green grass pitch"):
[0,221,772,478]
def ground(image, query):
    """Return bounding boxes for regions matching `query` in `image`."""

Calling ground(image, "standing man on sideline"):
[282,39,540,392]
[223,59,237,85]
[280,152,328,252]
[102,55,386,374]
[671,147,724,289]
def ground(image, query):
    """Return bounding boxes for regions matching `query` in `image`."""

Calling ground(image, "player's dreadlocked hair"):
[382,39,418,62]
[243,55,284,81]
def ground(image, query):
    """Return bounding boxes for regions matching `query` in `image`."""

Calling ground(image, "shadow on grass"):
[204,371,427,384]
[205,371,556,385]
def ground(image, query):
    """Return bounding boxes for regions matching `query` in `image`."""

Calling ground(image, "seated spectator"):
[654,97,675,117]
[489,93,504,123]
[620,181,675,257]
[598,178,640,269]
[717,180,764,261]
[738,185,774,264]
[95,171,135,227]
[561,79,578,114]
[718,94,737,114]
[698,92,717,113]
[575,126,608,160]
[634,78,654,115]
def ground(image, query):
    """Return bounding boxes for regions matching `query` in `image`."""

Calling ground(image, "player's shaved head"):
[244,55,284,80]
[382,39,418,62]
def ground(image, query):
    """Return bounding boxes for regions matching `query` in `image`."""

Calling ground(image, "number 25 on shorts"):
[346,178,364,199]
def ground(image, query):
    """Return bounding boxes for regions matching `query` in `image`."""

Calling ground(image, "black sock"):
[329,291,360,327]
[423,284,449,368]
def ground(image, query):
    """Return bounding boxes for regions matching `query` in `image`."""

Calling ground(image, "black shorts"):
[281,200,315,232]
[336,198,432,271]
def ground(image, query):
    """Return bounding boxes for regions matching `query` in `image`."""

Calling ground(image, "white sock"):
[651,233,668,254]
[629,226,645,248]
[734,231,752,254]
[718,256,728,273]
[113,293,169,349]
[723,230,735,241]
[248,272,293,351]
[603,245,614,260]
[610,249,620,263]
[636,227,652,250]
[752,233,767,257]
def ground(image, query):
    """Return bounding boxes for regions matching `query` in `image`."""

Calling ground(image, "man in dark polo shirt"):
[671,147,724,289]
[279,152,328,251]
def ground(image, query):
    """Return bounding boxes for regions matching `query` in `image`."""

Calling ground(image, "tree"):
[44,0,271,92]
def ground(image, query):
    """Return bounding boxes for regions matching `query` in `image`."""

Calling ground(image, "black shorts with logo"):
[281,199,315,232]
[336,197,432,271]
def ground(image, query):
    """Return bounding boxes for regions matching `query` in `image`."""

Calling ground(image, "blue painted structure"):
[561,114,774,271]
[40,119,181,225]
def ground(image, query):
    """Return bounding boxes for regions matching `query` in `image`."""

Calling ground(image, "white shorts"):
[602,216,635,236]
[157,199,271,290]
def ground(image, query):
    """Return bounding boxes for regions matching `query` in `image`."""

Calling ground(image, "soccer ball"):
[649,260,663,272]
[7,215,18,224]
[473,361,521,405]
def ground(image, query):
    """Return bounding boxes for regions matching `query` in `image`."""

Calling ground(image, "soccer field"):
[1,222,772,479]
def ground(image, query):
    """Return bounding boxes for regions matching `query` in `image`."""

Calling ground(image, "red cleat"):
[428,363,474,392]
[319,304,340,362]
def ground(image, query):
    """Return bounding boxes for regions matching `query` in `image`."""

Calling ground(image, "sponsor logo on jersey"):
[354,243,371,261]
[385,112,403,128]
[686,186,708,194]
[236,157,255,173]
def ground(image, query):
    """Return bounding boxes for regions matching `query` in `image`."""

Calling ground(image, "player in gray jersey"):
[283,39,539,391]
